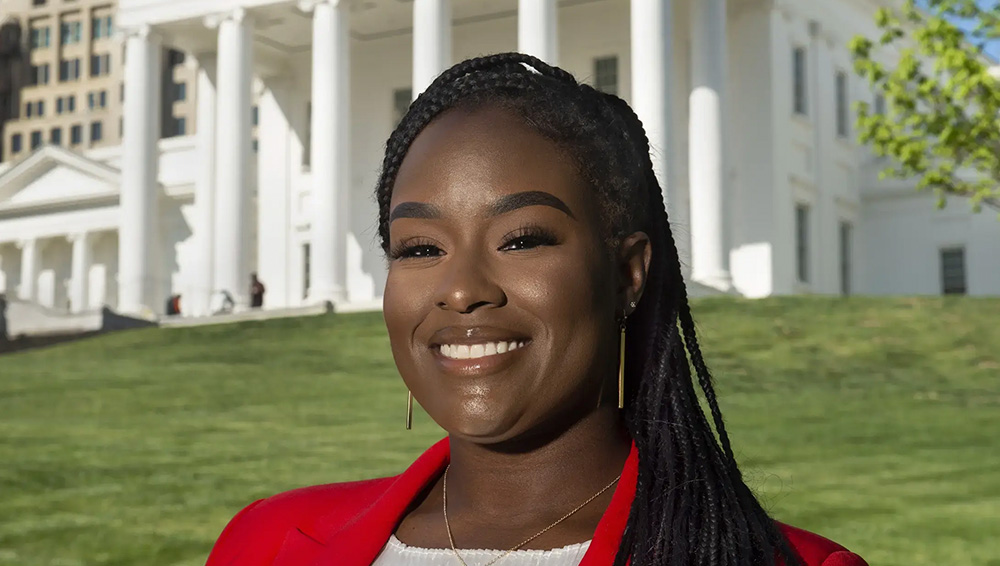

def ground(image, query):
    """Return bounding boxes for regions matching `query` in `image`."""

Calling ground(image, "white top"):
[370,535,591,566]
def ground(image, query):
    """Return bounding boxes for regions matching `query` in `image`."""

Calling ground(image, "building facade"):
[0,0,997,320]
[0,0,197,164]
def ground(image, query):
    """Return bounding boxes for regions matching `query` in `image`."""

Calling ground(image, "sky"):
[939,0,1000,62]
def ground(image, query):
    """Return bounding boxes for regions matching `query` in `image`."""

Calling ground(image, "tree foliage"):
[850,0,1000,213]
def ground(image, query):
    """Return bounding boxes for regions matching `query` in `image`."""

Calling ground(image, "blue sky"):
[939,0,1000,61]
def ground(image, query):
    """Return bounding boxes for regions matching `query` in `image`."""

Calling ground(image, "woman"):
[205,53,867,566]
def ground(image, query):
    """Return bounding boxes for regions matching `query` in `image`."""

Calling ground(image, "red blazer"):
[206,438,867,566]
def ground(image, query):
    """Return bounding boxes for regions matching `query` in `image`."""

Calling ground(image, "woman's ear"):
[618,231,652,310]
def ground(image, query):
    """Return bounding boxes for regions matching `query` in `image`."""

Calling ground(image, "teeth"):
[438,340,526,360]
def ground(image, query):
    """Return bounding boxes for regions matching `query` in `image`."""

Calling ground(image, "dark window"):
[88,92,95,109]
[796,204,810,283]
[90,54,111,77]
[32,0,46,6]
[392,88,411,125]
[92,16,113,39]
[302,102,312,167]
[30,63,50,86]
[60,21,82,45]
[874,93,886,116]
[251,104,258,125]
[11,134,22,153]
[594,56,619,95]
[30,130,43,149]
[70,124,82,145]
[30,26,51,49]
[67,95,75,112]
[167,49,185,67]
[941,247,967,295]
[99,90,107,108]
[175,82,187,102]
[793,47,808,116]
[59,58,81,81]
[50,127,62,146]
[173,116,186,136]
[56,97,64,114]
[252,138,259,153]
[25,101,33,118]
[839,221,852,296]
[36,100,44,117]
[835,71,849,137]
[90,121,103,142]
[302,243,312,299]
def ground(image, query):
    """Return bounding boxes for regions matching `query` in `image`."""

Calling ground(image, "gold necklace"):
[442,465,621,566]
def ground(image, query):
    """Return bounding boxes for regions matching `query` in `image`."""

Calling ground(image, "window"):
[594,56,619,95]
[251,104,258,126]
[92,16,113,39]
[90,121,103,142]
[70,124,82,145]
[56,97,64,114]
[940,247,967,295]
[793,47,808,116]
[32,0,46,6]
[88,92,95,109]
[99,90,107,108]
[11,134,22,153]
[252,139,259,153]
[302,243,312,300]
[835,71,849,137]
[30,130,43,149]
[60,21,82,45]
[796,204,810,283]
[25,101,33,118]
[302,102,312,167]
[30,64,51,86]
[59,58,81,81]
[90,54,111,77]
[874,93,886,116]
[50,127,62,146]
[839,221,852,296]
[173,117,186,136]
[36,100,44,117]
[167,49,185,67]
[392,88,411,125]
[30,26,51,49]
[67,95,76,112]
[175,82,187,102]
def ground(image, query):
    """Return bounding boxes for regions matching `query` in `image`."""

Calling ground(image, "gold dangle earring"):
[405,390,413,430]
[619,301,636,410]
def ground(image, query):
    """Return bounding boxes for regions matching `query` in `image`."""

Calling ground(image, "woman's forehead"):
[390,106,588,210]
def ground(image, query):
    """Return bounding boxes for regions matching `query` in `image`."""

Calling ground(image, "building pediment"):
[0,145,126,214]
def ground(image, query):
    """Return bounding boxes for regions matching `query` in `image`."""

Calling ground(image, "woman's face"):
[383,106,633,444]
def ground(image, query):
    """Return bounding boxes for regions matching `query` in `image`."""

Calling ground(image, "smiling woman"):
[203,54,868,566]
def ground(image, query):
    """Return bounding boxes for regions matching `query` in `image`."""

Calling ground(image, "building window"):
[50,127,62,146]
[835,71,849,137]
[874,93,886,116]
[839,221,852,296]
[92,16,113,39]
[56,97,64,114]
[90,54,111,77]
[173,117,186,136]
[59,58,81,82]
[30,130,43,149]
[593,55,619,95]
[793,47,808,116]
[167,49,185,67]
[35,100,44,117]
[90,121,103,142]
[302,243,311,300]
[60,21,82,45]
[252,139,259,153]
[25,101,33,118]
[32,0,46,6]
[302,102,312,167]
[11,134,22,153]
[796,204,810,283]
[251,104,258,126]
[175,82,187,102]
[30,64,51,86]
[392,88,411,125]
[99,90,107,108]
[67,95,76,112]
[70,124,82,145]
[30,26,51,49]
[940,247,967,295]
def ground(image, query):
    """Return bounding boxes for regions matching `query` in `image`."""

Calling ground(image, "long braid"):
[376,52,800,566]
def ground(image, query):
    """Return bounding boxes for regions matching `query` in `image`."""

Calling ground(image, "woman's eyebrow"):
[389,202,441,222]
[487,191,576,219]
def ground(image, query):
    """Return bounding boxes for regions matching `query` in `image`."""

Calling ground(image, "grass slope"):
[1,297,997,566]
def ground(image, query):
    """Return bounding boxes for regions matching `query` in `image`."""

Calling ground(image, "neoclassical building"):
[0,0,997,320]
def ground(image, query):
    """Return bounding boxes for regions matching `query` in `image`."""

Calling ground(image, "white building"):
[0,0,997,320]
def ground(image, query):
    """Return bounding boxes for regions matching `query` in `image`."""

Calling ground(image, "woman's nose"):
[435,254,506,313]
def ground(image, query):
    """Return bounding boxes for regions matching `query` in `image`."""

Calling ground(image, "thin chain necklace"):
[442,465,621,566]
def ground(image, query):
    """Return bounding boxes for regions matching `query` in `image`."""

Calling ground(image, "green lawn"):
[1,297,998,566]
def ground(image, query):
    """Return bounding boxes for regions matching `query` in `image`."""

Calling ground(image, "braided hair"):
[375,53,800,566]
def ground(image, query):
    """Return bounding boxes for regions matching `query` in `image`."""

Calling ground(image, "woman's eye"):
[499,230,558,252]
[391,243,443,260]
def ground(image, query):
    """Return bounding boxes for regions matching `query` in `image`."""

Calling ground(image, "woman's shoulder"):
[777,523,868,566]
[205,476,397,566]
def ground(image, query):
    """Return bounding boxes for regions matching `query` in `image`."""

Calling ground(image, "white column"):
[213,10,254,308]
[689,0,732,291]
[309,0,350,304]
[412,0,451,97]
[17,239,37,302]
[69,233,91,313]
[257,77,293,308]
[119,26,162,314]
[518,0,558,65]
[630,0,675,213]
[191,56,217,316]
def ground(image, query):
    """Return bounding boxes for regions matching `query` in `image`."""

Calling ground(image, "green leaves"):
[852,0,1000,215]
